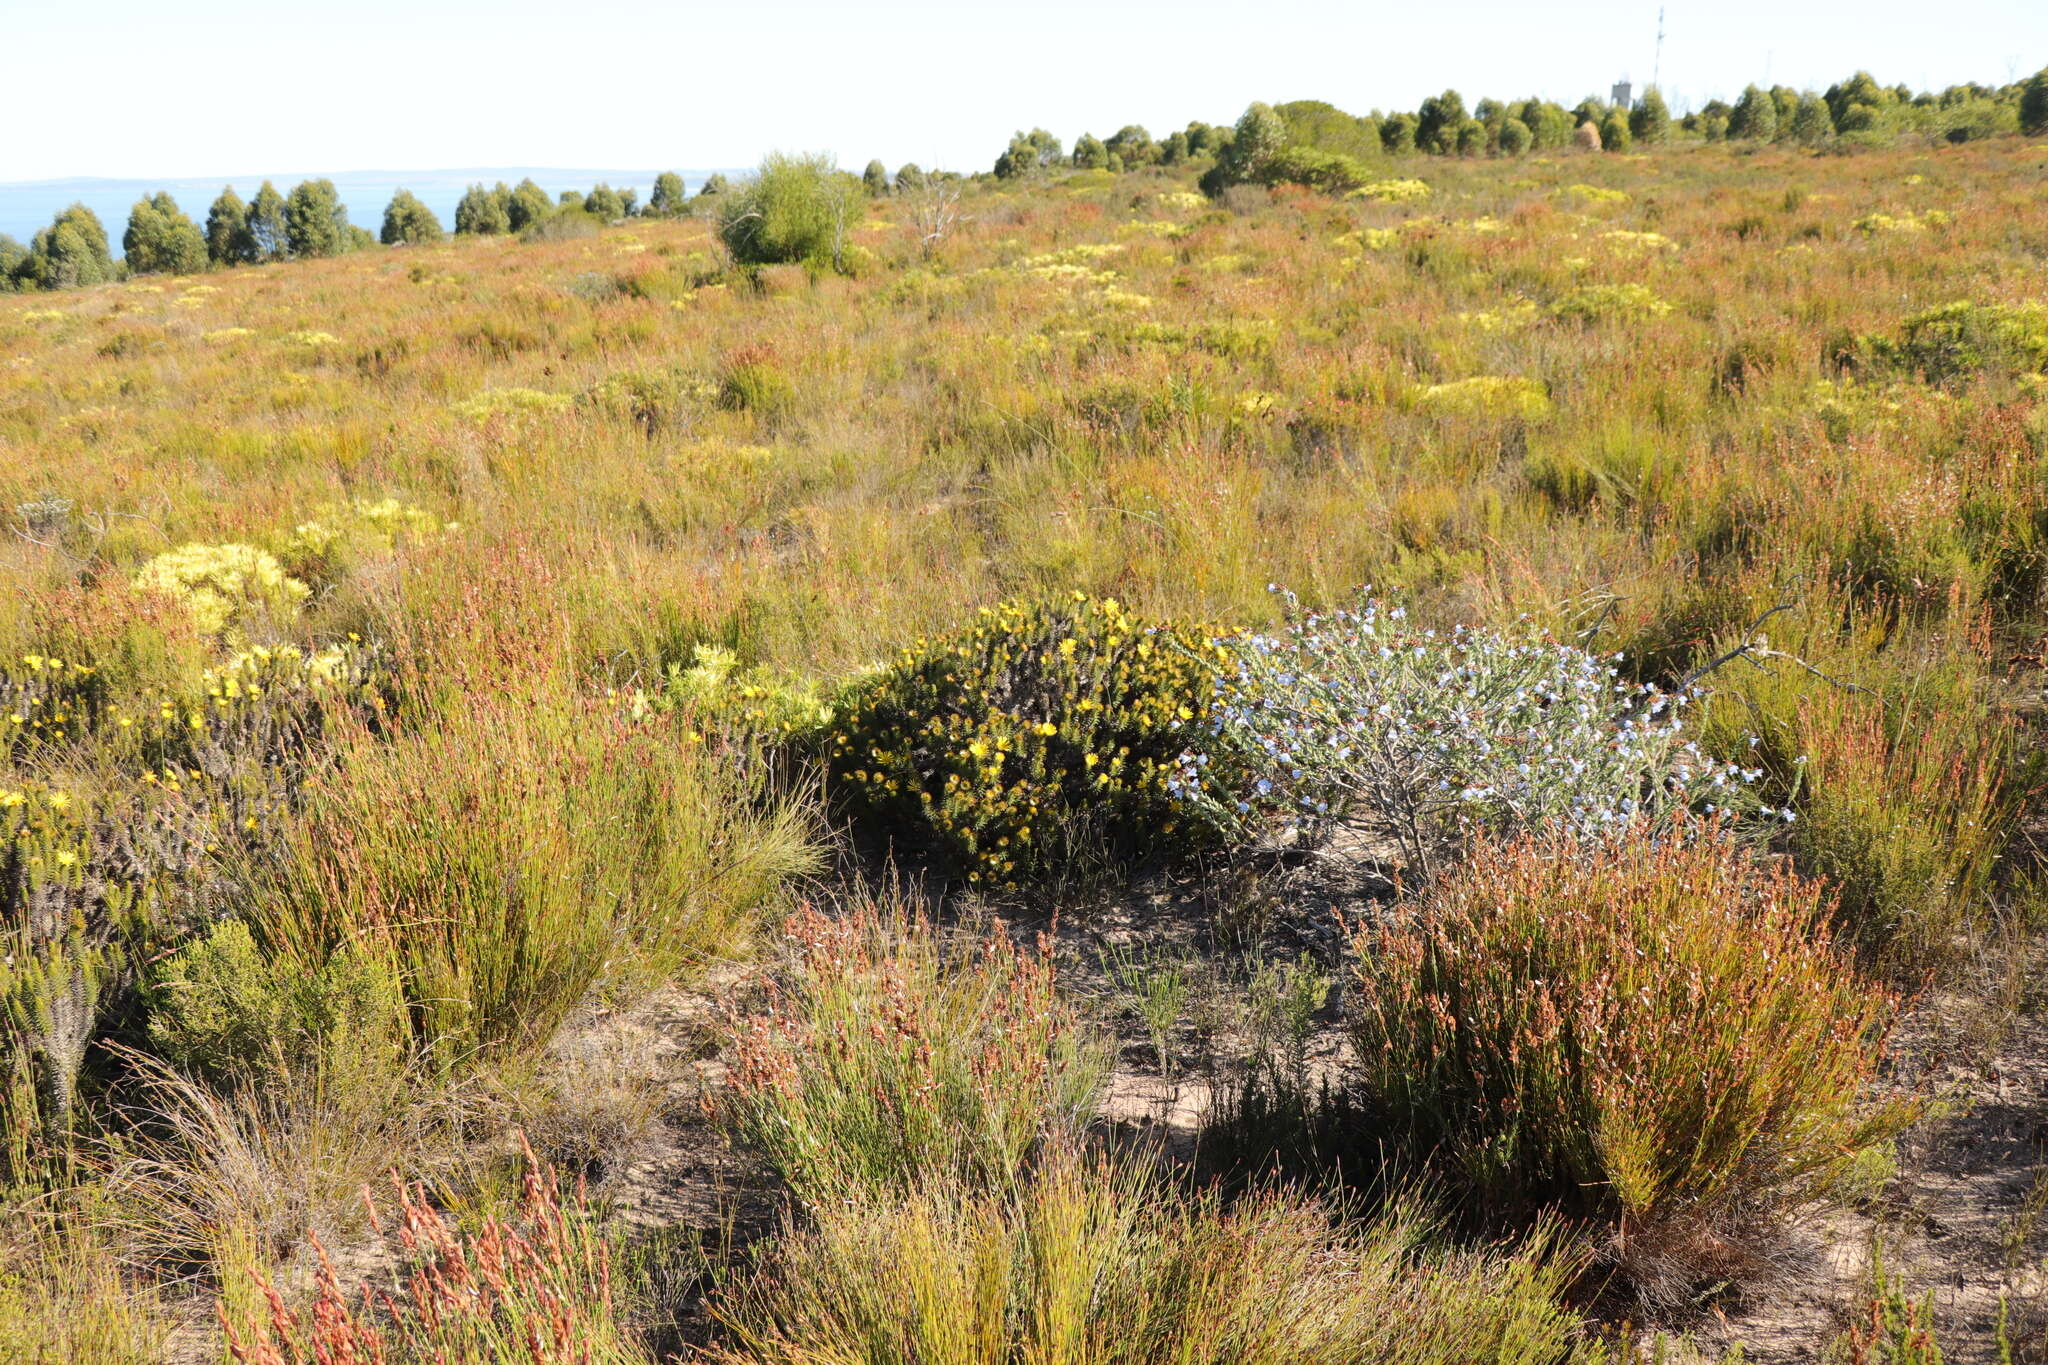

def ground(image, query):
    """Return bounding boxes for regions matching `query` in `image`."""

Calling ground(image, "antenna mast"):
[1652,7,1665,91]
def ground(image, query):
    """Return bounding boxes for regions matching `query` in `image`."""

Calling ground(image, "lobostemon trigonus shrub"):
[1351,823,1912,1299]
[1176,591,1766,877]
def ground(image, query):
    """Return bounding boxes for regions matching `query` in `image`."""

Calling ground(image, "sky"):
[2,0,2043,185]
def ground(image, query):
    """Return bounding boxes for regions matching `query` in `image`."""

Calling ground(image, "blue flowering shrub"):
[1174,591,1763,876]
[825,595,1227,888]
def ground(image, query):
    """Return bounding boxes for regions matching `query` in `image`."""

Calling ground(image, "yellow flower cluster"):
[826,593,1223,887]
[452,387,573,421]
[1454,301,1541,333]
[1548,283,1674,325]
[280,498,456,585]
[1415,376,1555,423]
[1853,210,1953,234]
[1598,230,1679,252]
[636,644,838,737]
[132,542,311,636]
[2,653,99,750]
[1559,184,1632,208]
[2,782,94,882]
[1348,178,1432,203]
[1334,228,1400,252]
[5,641,368,764]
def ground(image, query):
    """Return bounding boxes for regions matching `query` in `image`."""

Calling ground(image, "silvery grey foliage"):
[1171,589,1775,877]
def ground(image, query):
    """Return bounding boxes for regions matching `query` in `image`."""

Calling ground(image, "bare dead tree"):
[903,173,969,259]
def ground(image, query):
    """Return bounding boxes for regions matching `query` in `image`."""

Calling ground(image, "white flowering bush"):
[1172,591,1768,875]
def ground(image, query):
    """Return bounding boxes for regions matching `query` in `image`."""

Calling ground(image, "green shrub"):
[722,898,1108,1202]
[708,1146,1598,1365]
[715,348,796,419]
[823,594,1221,887]
[716,152,862,271]
[242,692,817,1069]
[1252,146,1374,195]
[1548,283,1672,325]
[145,919,404,1091]
[0,1226,166,1364]
[1352,825,1910,1299]
[1694,623,2027,972]
[1860,301,2048,388]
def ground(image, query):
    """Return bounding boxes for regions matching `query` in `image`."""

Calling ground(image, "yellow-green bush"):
[634,644,839,740]
[1858,300,2048,387]
[451,386,572,422]
[823,595,1222,887]
[277,498,455,592]
[131,543,310,637]
[145,918,405,1092]
[1347,177,1432,203]
[1547,283,1672,325]
[1413,375,1553,421]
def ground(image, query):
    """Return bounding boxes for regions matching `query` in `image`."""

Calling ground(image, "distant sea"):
[0,168,744,254]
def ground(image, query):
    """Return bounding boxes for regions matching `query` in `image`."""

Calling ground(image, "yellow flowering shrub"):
[1414,376,1554,422]
[0,654,107,759]
[4,639,374,777]
[132,543,310,636]
[2,776,189,1189]
[1853,300,2048,387]
[278,498,455,590]
[1347,178,1432,203]
[1558,184,1631,208]
[1598,230,1678,252]
[824,595,1225,887]
[1548,283,1673,325]
[1455,301,1541,332]
[1128,319,1276,359]
[1095,288,1154,312]
[1334,228,1400,252]
[1852,211,1952,234]
[451,387,573,422]
[636,644,839,739]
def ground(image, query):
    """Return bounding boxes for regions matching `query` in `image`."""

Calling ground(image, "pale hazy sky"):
[3,0,2043,182]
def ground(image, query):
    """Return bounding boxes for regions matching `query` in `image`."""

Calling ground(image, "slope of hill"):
[4,134,2048,1362]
